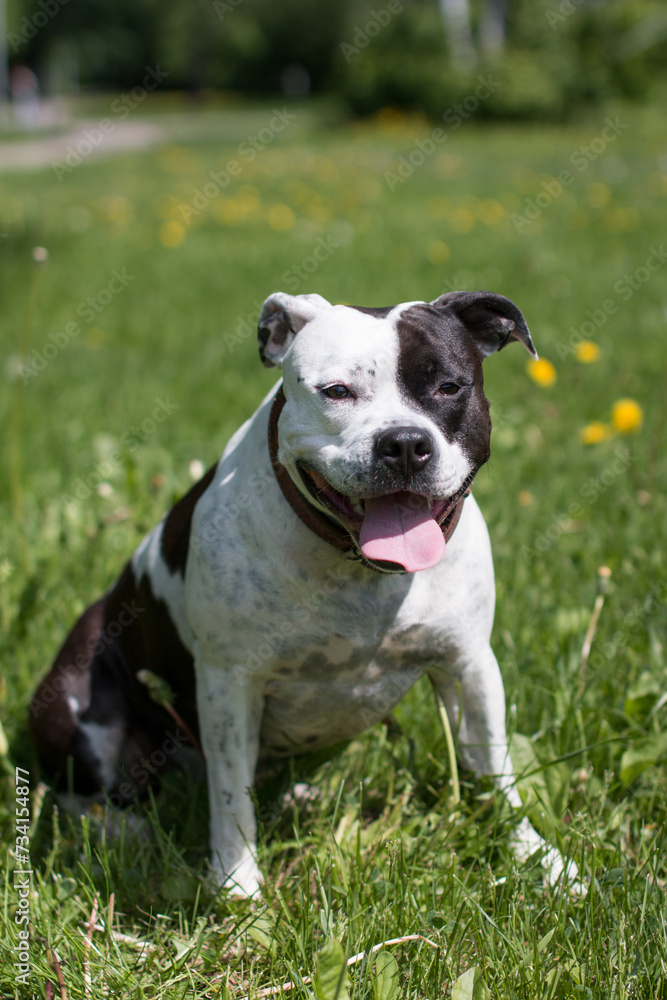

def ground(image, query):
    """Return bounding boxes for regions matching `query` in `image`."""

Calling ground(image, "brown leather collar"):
[268,384,470,573]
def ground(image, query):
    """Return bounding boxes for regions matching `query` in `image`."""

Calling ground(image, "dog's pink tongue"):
[359,492,445,572]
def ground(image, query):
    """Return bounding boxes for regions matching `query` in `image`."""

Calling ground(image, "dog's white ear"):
[258,292,332,368]
[431,290,538,359]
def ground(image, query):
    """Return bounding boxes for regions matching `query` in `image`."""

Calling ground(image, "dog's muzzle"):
[268,385,473,574]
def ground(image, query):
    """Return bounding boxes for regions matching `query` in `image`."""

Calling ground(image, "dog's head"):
[258,290,536,573]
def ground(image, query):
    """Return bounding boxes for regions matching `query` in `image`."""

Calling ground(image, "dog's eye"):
[438,382,460,396]
[322,384,352,400]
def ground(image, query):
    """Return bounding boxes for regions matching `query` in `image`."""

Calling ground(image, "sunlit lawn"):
[1,98,666,998]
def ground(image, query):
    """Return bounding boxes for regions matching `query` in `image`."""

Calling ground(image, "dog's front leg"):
[428,647,578,886]
[194,653,264,897]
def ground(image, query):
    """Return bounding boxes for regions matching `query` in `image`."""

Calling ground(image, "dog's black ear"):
[431,290,538,359]
[258,292,332,368]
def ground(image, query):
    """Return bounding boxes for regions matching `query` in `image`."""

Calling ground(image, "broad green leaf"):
[513,927,557,976]
[314,938,349,1000]
[620,732,667,784]
[624,672,661,720]
[543,760,572,818]
[372,951,399,1000]
[600,867,626,887]
[536,927,556,953]
[246,914,276,954]
[451,966,490,1000]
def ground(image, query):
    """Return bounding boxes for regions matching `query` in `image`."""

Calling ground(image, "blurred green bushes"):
[339,0,667,120]
[9,0,667,120]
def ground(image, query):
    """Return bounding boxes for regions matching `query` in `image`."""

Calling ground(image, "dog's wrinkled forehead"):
[287,302,417,386]
[257,290,536,380]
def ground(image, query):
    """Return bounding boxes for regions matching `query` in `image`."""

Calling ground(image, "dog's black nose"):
[375,426,434,477]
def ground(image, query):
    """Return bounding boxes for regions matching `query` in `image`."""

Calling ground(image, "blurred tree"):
[340,0,667,120]
[479,0,506,56]
[6,0,667,119]
[9,0,349,94]
[437,0,476,70]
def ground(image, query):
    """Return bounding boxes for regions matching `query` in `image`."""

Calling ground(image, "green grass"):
[1,98,667,998]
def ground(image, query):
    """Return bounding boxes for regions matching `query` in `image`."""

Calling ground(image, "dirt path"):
[0,117,168,172]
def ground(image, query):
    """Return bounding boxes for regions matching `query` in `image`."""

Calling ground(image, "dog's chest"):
[256,613,448,753]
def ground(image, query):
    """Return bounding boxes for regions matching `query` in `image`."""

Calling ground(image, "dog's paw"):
[539,843,582,892]
[209,847,263,899]
[511,817,582,892]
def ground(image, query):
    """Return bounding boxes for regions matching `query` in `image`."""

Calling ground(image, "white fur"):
[132,291,579,895]
[279,301,471,506]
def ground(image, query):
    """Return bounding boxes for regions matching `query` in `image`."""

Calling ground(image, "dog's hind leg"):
[29,598,170,804]
[29,598,123,796]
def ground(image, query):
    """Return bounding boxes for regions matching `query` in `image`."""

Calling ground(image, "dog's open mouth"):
[299,466,469,573]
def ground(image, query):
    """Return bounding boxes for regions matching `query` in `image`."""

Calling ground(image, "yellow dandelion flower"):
[478,199,506,226]
[575,340,600,363]
[100,195,134,226]
[527,358,557,387]
[375,106,408,132]
[85,327,105,349]
[427,240,451,265]
[586,181,611,208]
[268,204,295,231]
[603,206,641,233]
[612,398,643,433]
[579,422,612,445]
[159,220,185,248]
[449,207,475,234]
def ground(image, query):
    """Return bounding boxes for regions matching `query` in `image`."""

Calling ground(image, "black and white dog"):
[30,290,575,896]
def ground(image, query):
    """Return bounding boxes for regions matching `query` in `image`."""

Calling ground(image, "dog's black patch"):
[395,304,492,469]
[161,464,217,575]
